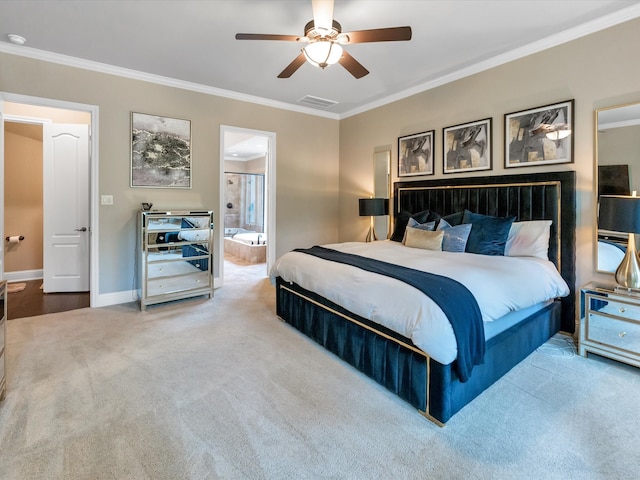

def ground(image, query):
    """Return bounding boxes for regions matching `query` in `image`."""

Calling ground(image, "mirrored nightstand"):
[579,282,640,368]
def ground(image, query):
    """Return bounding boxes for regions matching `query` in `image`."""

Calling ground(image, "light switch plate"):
[101,195,113,205]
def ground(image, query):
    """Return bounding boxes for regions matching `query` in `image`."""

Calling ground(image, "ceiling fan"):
[235,0,412,79]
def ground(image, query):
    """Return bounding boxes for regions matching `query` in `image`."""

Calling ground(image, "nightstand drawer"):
[586,312,640,353]
[587,296,640,323]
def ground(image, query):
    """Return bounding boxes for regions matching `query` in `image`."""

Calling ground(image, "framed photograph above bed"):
[443,118,492,174]
[131,112,192,188]
[505,99,574,168]
[398,130,435,177]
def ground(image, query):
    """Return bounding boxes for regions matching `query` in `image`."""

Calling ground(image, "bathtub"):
[224,232,266,264]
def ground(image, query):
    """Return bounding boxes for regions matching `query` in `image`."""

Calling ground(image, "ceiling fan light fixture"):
[303,40,343,68]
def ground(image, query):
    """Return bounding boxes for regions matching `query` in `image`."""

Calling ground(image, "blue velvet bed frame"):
[275,171,576,425]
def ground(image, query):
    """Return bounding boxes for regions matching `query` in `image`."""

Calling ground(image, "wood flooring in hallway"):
[6,280,90,320]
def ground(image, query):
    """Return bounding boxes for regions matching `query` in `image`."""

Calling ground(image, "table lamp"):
[359,198,389,242]
[598,194,640,289]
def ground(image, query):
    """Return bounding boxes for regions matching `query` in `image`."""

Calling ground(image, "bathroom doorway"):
[220,126,275,285]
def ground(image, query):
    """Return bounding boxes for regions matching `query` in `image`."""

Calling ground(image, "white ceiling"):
[2,0,640,121]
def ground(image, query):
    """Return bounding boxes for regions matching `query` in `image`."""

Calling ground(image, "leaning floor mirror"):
[373,148,391,240]
[595,101,640,274]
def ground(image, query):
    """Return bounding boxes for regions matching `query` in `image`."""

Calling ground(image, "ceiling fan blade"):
[235,33,302,42]
[277,52,307,78]
[338,51,369,79]
[341,26,412,44]
[312,0,334,33]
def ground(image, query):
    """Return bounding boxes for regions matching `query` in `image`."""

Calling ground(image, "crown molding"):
[339,3,640,119]
[0,43,340,120]
[2,3,639,121]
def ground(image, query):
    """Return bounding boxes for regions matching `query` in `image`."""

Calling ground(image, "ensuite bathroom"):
[223,172,266,264]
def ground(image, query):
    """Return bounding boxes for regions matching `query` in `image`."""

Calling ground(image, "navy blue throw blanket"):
[294,246,485,382]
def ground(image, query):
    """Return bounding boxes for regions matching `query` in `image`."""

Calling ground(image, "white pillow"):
[403,227,443,251]
[504,220,552,259]
[178,230,210,242]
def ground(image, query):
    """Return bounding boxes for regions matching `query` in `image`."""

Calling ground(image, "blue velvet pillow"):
[437,219,472,252]
[462,210,516,256]
[391,209,440,242]
[439,211,464,227]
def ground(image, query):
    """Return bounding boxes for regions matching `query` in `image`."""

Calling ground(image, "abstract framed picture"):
[131,112,192,188]
[443,118,492,174]
[505,99,574,168]
[398,130,435,177]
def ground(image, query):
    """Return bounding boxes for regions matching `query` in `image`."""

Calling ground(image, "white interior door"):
[43,123,90,292]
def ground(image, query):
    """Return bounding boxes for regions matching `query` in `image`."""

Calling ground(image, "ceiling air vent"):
[297,95,338,109]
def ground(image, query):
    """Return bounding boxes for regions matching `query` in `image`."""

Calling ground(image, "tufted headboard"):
[394,171,576,333]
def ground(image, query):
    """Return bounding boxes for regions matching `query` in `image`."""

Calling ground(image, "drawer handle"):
[619,307,626,313]
[619,331,627,338]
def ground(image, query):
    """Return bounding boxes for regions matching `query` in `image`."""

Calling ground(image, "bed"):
[271,171,576,425]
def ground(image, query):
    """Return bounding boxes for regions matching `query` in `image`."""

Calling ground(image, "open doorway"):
[2,100,93,319]
[219,126,275,285]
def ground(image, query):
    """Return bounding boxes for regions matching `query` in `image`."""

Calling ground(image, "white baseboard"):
[94,276,220,307]
[94,289,138,308]
[4,269,43,282]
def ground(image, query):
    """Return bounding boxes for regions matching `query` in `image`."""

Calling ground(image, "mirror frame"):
[594,100,640,273]
[373,147,391,239]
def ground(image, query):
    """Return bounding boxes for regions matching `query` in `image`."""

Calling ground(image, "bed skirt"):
[276,277,561,425]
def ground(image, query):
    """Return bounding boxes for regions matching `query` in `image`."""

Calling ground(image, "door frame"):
[219,125,276,284]
[0,92,99,307]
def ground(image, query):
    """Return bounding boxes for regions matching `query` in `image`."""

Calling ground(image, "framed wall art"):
[443,118,492,174]
[131,112,192,188]
[398,130,435,177]
[505,99,574,168]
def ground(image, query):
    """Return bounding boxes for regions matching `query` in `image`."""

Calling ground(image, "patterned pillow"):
[437,219,472,253]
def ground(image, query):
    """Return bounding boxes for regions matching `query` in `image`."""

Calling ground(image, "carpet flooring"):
[0,259,639,479]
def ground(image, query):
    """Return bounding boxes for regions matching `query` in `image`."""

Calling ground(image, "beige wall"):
[339,17,640,297]
[0,53,339,296]
[4,122,43,272]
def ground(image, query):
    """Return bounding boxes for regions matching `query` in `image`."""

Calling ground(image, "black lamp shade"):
[359,198,389,217]
[599,195,640,233]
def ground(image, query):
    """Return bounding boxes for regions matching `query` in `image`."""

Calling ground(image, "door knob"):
[75,227,88,232]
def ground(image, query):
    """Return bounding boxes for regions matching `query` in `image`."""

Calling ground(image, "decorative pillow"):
[408,218,436,230]
[403,218,436,243]
[462,210,516,256]
[178,230,210,242]
[403,227,444,251]
[504,220,552,259]
[390,209,440,242]
[437,219,472,252]
[439,211,464,227]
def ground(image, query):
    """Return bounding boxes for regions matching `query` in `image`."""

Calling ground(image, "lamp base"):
[615,233,640,289]
[365,224,378,243]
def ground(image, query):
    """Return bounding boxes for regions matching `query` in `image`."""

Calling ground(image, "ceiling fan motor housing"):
[304,19,342,39]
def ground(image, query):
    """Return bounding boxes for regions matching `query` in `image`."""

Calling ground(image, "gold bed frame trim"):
[278,282,446,426]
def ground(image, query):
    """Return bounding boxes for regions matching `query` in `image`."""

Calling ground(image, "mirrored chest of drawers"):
[579,282,640,368]
[139,210,214,310]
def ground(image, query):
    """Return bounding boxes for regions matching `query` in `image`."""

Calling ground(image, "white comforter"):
[270,241,569,365]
